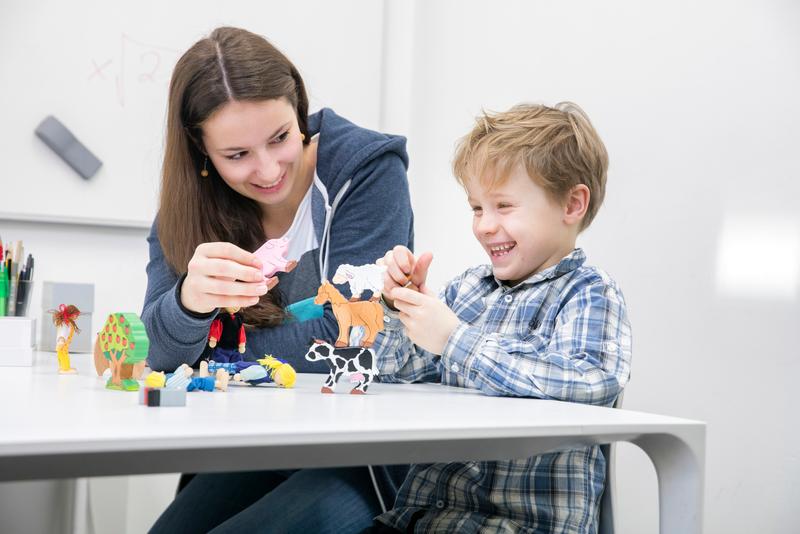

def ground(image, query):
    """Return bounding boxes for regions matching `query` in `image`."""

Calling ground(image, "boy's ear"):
[563,184,590,226]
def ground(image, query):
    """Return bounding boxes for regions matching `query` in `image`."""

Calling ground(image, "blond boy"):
[371,103,632,533]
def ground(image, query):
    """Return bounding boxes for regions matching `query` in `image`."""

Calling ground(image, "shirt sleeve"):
[440,281,632,406]
[140,221,217,372]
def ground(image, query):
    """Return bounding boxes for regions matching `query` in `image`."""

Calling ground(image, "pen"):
[0,260,6,317]
[6,242,18,316]
[15,254,33,316]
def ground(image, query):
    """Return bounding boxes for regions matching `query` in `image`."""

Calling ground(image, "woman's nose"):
[254,149,281,181]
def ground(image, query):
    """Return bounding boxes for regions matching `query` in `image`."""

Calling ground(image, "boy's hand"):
[378,246,433,309]
[390,286,460,355]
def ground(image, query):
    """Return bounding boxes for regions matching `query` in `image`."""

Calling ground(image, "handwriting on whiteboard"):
[88,33,180,107]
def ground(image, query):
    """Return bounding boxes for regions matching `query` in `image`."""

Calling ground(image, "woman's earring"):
[300,133,306,141]
[200,157,209,177]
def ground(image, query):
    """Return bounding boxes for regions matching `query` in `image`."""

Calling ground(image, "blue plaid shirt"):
[373,248,632,533]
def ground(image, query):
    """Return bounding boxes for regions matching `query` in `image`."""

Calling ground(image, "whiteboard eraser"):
[35,115,102,179]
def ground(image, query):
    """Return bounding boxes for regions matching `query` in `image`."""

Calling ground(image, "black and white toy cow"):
[304,338,378,394]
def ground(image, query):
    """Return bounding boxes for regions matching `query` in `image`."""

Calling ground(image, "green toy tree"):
[98,312,149,391]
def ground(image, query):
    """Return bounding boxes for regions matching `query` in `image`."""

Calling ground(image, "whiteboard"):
[0,0,385,226]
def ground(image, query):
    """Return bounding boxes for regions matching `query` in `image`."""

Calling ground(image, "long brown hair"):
[159,27,310,326]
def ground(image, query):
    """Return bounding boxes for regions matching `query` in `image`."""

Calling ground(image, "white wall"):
[2,1,798,533]
[396,2,800,533]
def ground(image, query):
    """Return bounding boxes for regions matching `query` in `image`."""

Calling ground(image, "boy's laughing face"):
[466,163,575,286]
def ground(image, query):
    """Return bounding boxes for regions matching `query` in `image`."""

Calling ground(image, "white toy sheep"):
[331,263,387,301]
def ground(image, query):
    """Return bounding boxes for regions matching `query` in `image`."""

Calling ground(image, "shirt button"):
[383,316,390,323]
[504,294,513,303]
[436,500,445,509]
[604,341,619,352]
[450,363,459,373]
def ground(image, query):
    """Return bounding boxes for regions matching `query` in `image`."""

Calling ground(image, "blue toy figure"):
[232,356,296,388]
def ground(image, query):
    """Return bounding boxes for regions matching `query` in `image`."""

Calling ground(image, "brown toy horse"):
[314,281,385,347]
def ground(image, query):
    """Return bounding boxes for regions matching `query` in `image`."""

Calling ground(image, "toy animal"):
[314,281,384,347]
[331,263,386,301]
[304,339,377,394]
[254,237,298,279]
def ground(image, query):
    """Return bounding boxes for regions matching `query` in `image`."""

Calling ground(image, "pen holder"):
[13,279,32,317]
[0,316,36,366]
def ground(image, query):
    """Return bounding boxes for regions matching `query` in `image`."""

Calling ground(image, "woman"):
[144,27,412,533]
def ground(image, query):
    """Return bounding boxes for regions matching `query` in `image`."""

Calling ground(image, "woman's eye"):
[498,203,512,210]
[226,152,246,161]
[471,206,482,214]
[271,131,290,144]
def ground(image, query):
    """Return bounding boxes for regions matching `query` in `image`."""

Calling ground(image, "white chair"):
[598,392,624,534]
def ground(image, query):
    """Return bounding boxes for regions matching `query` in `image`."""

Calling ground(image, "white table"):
[0,352,705,533]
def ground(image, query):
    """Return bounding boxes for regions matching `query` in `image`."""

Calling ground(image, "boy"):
[370,103,632,533]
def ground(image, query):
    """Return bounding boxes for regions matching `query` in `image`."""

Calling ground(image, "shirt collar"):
[493,248,587,288]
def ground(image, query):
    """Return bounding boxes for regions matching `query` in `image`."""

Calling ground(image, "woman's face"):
[201,98,305,209]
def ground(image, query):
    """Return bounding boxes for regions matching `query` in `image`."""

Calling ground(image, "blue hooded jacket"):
[141,108,413,510]
[142,108,413,372]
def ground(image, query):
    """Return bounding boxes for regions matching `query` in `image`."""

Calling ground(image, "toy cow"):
[304,339,378,394]
[254,237,298,280]
[332,263,386,301]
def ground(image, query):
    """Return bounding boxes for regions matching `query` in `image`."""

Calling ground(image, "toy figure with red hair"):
[208,307,246,365]
[51,304,80,374]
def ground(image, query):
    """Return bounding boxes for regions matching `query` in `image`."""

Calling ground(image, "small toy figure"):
[95,312,150,391]
[51,304,80,374]
[314,281,385,347]
[332,263,387,301]
[232,355,296,388]
[208,307,246,364]
[253,237,298,280]
[304,339,378,394]
[193,361,229,391]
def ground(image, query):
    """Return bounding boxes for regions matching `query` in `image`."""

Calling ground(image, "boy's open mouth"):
[489,242,516,257]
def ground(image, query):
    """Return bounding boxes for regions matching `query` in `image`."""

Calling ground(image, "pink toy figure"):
[254,238,298,282]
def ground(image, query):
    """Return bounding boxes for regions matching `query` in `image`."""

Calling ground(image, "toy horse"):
[314,281,384,347]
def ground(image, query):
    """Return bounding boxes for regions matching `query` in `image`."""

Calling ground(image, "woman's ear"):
[563,184,590,226]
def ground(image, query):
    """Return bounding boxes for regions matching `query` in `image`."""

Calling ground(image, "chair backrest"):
[598,392,625,534]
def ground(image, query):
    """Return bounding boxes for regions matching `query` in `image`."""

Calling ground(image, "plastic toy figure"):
[314,281,384,347]
[51,304,80,374]
[208,307,247,364]
[332,263,386,301]
[95,312,150,391]
[304,339,377,394]
[232,355,296,388]
[253,237,298,281]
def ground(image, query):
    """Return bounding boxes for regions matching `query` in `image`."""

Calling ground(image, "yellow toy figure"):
[51,304,80,374]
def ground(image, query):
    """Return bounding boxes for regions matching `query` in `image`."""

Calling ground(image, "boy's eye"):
[271,131,290,144]
[470,206,482,213]
[497,203,513,210]
[226,151,247,161]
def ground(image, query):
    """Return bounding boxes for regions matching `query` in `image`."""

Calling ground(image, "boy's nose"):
[476,214,499,234]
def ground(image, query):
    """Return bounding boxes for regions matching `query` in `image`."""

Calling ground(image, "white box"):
[0,317,36,366]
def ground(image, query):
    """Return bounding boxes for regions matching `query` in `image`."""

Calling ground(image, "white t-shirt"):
[280,173,319,262]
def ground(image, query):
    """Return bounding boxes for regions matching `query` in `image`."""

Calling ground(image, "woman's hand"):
[181,242,270,314]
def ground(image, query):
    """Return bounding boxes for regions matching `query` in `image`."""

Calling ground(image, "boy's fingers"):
[393,245,414,274]
[409,251,433,288]
[391,287,425,305]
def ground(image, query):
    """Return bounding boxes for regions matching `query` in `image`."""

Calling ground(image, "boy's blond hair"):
[453,102,609,231]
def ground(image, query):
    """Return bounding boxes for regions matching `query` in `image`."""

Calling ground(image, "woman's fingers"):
[198,277,268,298]
[196,242,262,269]
[195,257,264,282]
